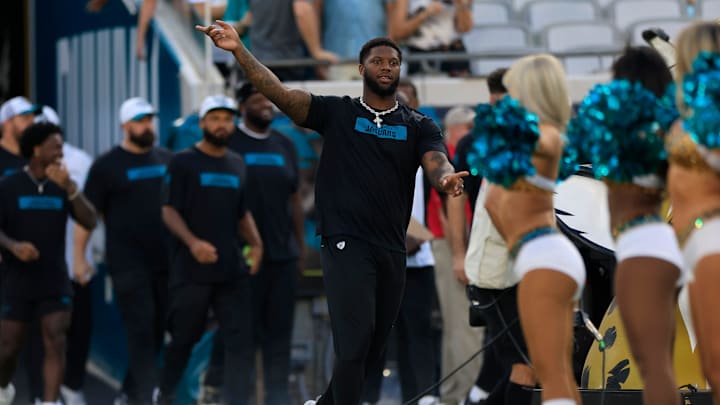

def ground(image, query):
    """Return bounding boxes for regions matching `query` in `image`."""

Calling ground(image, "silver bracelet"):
[68,185,82,201]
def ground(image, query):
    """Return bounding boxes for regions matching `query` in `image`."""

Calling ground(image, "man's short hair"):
[359,37,403,65]
[20,122,62,160]
[487,68,508,95]
[236,82,260,103]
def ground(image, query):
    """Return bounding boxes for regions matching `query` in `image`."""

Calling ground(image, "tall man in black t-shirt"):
[202,83,306,403]
[201,83,304,404]
[78,97,172,404]
[197,22,468,405]
[158,95,263,405]
[0,122,97,405]
[0,97,39,313]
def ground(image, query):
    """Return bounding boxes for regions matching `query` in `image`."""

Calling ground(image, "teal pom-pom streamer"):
[566,79,670,183]
[467,97,540,188]
[682,51,720,149]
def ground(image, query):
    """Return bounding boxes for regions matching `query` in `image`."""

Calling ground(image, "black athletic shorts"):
[1,293,73,321]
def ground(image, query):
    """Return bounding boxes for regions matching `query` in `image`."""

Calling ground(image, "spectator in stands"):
[157,95,262,405]
[224,0,251,49]
[79,97,173,405]
[86,0,156,60]
[388,0,473,76]
[250,0,337,81]
[0,122,97,405]
[317,0,396,80]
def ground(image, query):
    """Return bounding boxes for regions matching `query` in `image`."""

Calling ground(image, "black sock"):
[504,381,533,405]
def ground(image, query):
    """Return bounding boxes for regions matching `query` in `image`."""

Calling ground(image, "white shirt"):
[407,168,435,268]
[63,143,95,279]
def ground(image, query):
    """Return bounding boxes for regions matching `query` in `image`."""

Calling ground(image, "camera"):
[467,285,487,327]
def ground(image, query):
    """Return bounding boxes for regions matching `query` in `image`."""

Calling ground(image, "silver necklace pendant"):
[359,97,399,128]
[24,166,48,194]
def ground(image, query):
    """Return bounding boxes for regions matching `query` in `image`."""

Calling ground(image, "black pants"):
[205,260,298,405]
[161,277,253,405]
[112,270,168,403]
[469,286,531,405]
[26,280,92,400]
[363,265,438,404]
[317,236,406,405]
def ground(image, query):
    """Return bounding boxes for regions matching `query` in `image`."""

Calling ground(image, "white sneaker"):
[61,385,88,405]
[419,395,440,405]
[304,397,321,405]
[0,384,15,405]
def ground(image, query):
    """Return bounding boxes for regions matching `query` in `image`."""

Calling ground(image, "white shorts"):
[615,222,686,286]
[683,216,720,280]
[514,233,586,300]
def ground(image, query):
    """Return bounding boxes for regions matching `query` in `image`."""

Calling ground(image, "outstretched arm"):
[421,150,469,197]
[196,20,312,125]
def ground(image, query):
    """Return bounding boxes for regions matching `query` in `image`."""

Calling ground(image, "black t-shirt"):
[163,147,248,283]
[228,128,300,262]
[454,134,482,211]
[0,171,75,298]
[302,95,447,252]
[0,147,26,178]
[83,146,173,273]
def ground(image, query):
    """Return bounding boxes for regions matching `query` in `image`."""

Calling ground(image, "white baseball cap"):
[34,105,61,126]
[119,97,156,124]
[199,95,238,118]
[0,96,40,124]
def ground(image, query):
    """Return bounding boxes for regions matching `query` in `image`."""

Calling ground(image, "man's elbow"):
[79,212,98,231]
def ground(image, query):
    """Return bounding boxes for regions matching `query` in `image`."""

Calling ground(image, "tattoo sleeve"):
[422,150,455,191]
[231,47,312,124]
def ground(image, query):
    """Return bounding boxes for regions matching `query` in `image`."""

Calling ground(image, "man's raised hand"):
[195,20,242,52]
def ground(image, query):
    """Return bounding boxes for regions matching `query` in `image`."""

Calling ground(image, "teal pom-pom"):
[682,51,720,149]
[566,79,671,183]
[467,97,540,188]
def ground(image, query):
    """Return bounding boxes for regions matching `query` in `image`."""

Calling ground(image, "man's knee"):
[0,335,23,360]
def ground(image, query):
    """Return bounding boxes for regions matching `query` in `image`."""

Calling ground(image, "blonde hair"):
[503,54,570,130]
[675,21,720,115]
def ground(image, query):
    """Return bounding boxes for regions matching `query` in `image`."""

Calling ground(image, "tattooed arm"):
[196,20,312,124]
[421,150,469,197]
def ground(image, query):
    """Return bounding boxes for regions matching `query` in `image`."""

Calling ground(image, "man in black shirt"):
[79,97,172,404]
[0,122,97,405]
[0,96,38,177]
[0,96,38,311]
[197,22,467,405]
[158,95,263,405]
[202,83,304,404]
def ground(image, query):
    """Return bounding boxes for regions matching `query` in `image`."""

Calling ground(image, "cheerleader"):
[471,54,585,405]
[667,21,720,404]
[567,46,683,405]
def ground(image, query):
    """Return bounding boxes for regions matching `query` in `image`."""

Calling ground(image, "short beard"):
[129,130,155,148]
[203,129,230,147]
[363,70,399,98]
[245,113,272,131]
